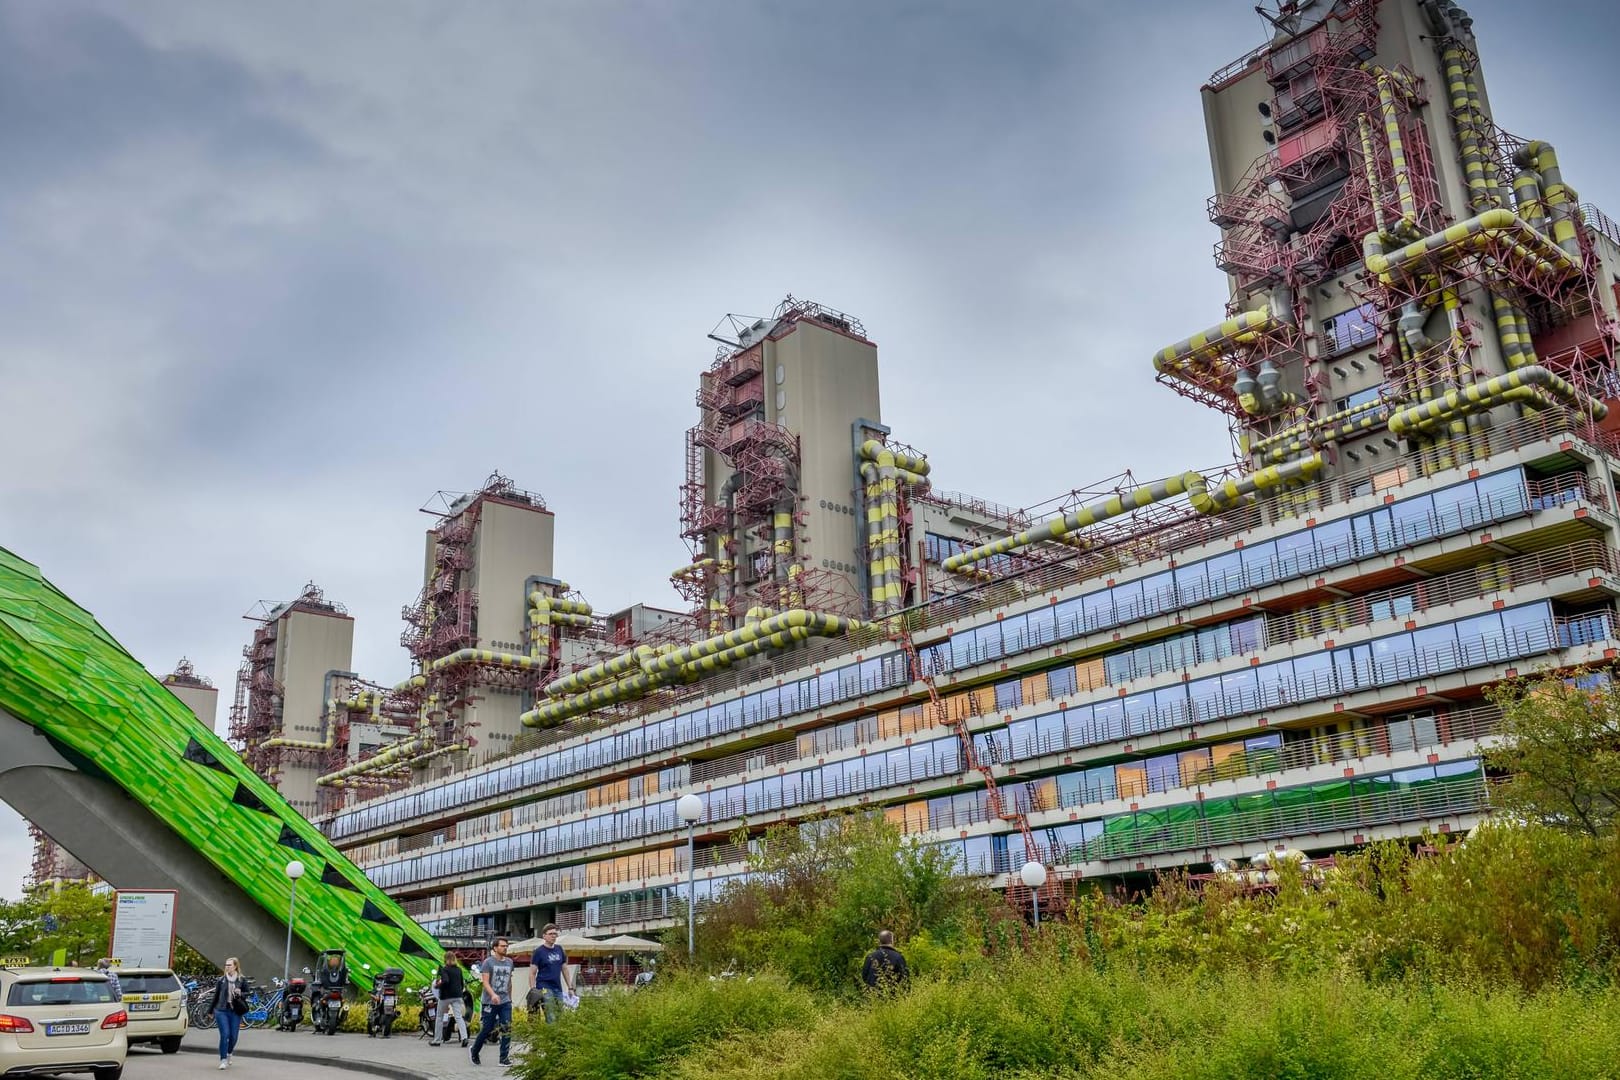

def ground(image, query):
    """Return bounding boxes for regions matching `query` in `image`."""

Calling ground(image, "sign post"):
[109,891,178,969]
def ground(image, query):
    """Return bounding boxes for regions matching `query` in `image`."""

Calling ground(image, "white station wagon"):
[0,967,126,1080]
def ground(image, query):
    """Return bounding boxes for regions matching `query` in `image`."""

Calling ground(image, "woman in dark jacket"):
[210,958,247,1068]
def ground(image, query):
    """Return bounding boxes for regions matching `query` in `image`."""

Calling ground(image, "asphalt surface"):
[176,1022,517,1080]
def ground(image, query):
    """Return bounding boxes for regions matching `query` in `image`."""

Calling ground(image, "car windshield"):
[8,979,114,1006]
[120,974,181,994]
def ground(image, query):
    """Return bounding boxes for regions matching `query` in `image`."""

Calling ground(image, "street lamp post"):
[1019,861,1047,929]
[676,794,704,958]
[283,860,305,989]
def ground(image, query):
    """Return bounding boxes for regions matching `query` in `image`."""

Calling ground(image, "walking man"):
[430,953,468,1047]
[860,930,909,993]
[469,937,513,1067]
[526,924,573,1024]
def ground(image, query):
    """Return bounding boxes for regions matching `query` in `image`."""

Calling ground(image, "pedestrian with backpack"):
[860,930,909,993]
[430,954,469,1047]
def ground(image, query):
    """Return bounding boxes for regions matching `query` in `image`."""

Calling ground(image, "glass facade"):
[360,603,1611,895]
[327,467,1530,843]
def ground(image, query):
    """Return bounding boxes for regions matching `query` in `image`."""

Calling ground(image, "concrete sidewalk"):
[181,1023,522,1080]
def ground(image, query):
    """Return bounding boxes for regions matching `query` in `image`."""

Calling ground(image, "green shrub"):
[512,971,815,1080]
[670,813,993,996]
[647,959,1620,1080]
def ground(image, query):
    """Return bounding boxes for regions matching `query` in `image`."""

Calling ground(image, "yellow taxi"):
[0,966,126,1080]
[113,969,186,1054]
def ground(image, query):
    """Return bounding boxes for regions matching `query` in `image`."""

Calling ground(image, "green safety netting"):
[1085,761,1484,857]
[0,547,441,983]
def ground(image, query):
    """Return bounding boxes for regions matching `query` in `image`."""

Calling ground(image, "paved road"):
[128,1042,374,1079]
[175,1023,516,1080]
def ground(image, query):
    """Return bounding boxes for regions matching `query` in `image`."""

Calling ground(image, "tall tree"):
[1487,671,1620,837]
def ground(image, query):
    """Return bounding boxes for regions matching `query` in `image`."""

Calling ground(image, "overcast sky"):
[2,1,1616,900]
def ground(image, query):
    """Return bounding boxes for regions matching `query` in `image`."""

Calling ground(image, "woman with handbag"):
[210,957,248,1069]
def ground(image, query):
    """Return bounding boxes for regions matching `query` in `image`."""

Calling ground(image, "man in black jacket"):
[430,955,468,1047]
[860,930,909,992]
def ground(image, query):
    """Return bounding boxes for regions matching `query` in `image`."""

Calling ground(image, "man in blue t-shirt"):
[525,924,573,1024]
[469,938,514,1066]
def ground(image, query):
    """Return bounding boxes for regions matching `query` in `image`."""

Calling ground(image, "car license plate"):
[383,994,395,1006]
[129,1002,160,1012]
[47,1022,91,1036]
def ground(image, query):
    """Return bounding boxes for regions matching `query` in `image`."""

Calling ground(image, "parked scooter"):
[363,963,405,1039]
[412,984,439,1040]
[277,967,310,1031]
[309,950,349,1036]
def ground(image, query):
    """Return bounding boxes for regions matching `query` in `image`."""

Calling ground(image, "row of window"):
[346,762,692,867]
[918,469,1530,677]
[331,467,1530,843]
[327,648,913,840]
[363,734,965,891]
[414,759,1484,928]
[974,603,1607,765]
[353,613,1268,870]
[937,759,1486,875]
[368,600,1606,893]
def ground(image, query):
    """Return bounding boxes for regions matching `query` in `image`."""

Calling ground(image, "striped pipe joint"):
[1364,208,1579,285]
[941,455,1323,575]
[1441,48,1491,211]
[1251,397,1392,456]
[1514,141,1583,258]
[1374,70,1418,229]
[1387,365,1608,437]
[1358,113,1389,236]
[522,609,861,728]
[425,647,546,675]
[543,644,655,699]
[1153,310,1279,378]
[858,442,929,616]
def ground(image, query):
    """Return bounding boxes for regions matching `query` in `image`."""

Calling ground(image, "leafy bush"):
[672,813,992,995]
[655,960,1620,1080]
[513,971,815,1080]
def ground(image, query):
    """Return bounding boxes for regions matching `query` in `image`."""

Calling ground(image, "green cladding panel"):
[0,547,442,984]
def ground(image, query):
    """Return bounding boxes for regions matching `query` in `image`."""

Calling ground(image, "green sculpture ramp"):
[0,547,442,983]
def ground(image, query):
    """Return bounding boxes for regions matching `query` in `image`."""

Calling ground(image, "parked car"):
[0,966,126,1080]
[113,968,187,1054]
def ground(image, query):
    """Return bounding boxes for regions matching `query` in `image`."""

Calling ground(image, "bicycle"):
[241,981,285,1029]
[185,977,217,1030]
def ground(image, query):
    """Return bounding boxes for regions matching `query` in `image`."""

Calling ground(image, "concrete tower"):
[1177,0,1620,490]
[678,297,883,626]
[231,585,355,816]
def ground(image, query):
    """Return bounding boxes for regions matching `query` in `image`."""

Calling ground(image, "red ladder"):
[889,627,1042,869]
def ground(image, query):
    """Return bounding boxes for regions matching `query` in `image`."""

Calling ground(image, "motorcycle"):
[412,985,439,1041]
[277,969,310,1032]
[309,949,348,1037]
[363,964,405,1039]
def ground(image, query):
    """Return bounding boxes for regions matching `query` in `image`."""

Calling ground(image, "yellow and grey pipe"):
[940,455,1324,576]
[1259,404,1394,463]
[1154,310,1280,388]
[1374,68,1420,233]
[858,440,930,618]
[1387,365,1607,437]
[1358,113,1390,238]
[543,644,655,699]
[1515,141,1583,258]
[773,505,796,606]
[1442,45,1492,211]
[521,609,862,728]
[316,694,442,786]
[1364,207,1579,287]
